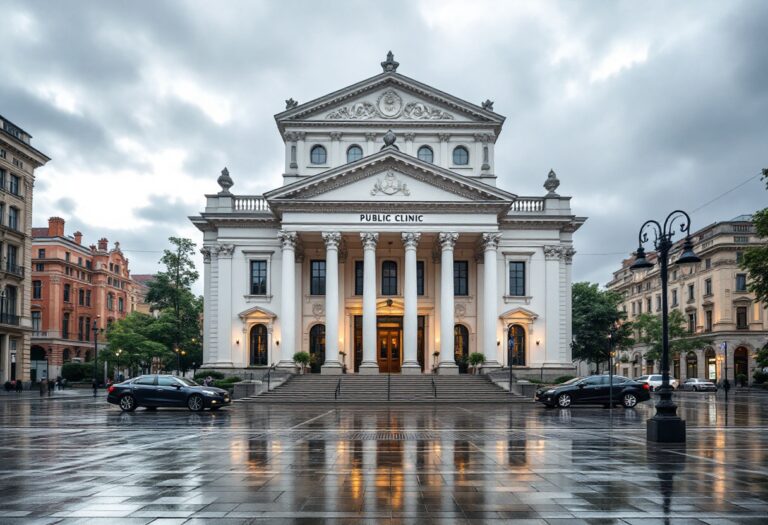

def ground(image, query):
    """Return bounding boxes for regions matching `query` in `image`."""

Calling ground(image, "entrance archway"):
[705,348,717,381]
[454,324,469,373]
[309,324,325,373]
[686,351,698,378]
[734,346,749,385]
[249,324,268,366]
[508,324,526,366]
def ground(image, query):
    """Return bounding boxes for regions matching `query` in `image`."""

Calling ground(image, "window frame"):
[417,145,434,163]
[32,280,42,300]
[310,259,326,296]
[346,144,363,163]
[453,260,469,297]
[735,273,747,292]
[508,261,526,297]
[416,260,425,296]
[381,260,398,296]
[452,145,470,166]
[242,250,273,299]
[354,260,364,296]
[249,260,268,296]
[310,144,328,165]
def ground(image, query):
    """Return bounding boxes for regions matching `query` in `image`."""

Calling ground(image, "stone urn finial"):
[285,98,298,110]
[383,129,396,148]
[381,51,399,73]
[481,99,494,111]
[217,167,234,195]
[544,169,560,196]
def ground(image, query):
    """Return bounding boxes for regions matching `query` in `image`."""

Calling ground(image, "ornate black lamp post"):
[630,210,700,443]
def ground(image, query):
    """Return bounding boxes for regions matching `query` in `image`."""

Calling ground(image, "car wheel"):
[622,393,638,408]
[557,393,572,408]
[119,394,137,412]
[187,394,204,412]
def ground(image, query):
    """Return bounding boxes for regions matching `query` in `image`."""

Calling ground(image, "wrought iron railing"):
[334,377,342,400]
[0,312,20,326]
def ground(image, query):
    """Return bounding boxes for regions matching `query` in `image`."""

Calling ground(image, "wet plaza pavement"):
[0,391,767,524]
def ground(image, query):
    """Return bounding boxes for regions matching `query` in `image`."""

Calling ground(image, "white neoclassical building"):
[191,53,586,378]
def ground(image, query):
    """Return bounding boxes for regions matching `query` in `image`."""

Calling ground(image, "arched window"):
[30,346,46,361]
[347,145,363,163]
[309,324,326,373]
[310,145,327,165]
[686,351,698,379]
[454,324,469,372]
[417,145,434,163]
[381,260,397,295]
[452,145,469,165]
[508,324,526,366]
[734,346,749,381]
[250,324,268,366]
[63,348,71,363]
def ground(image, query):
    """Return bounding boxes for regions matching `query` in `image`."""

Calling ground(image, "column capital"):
[403,133,416,142]
[200,246,213,263]
[401,232,421,249]
[438,232,459,250]
[544,244,564,260]
[481,232,502,250]
[360,232,379,250]
[364,132,377,141]
[322,231,342,249]
[295,131,306,140]
[278,230,299,249]
[563,247,576,264]
[438,133,451,142]
[217,243,235,257]
[330,131,343,141]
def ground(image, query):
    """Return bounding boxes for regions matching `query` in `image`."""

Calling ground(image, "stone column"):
[277,231,298,370]
[200,246,215,366]
[330,132,343,166]
[403,133,415,156]
[359,233,379,374]
[401,232,421,374]
[543,245,563,368]
[481,233,502,370]
[216,244,235,367]
[365,133,376,156]
[321,232,342,374]
[295,132,306,172]
[438,133,450,166]
[438,232,459,374]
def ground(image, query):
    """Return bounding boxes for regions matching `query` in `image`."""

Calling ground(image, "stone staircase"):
[238,374,528,403]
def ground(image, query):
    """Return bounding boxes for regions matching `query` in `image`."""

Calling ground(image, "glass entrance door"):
[377,329,401,373]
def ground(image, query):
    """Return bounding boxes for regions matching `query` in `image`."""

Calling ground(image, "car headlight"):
[202,389,218,396]
[545,389,555,395]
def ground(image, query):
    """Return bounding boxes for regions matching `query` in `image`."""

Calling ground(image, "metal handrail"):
[334,377,341,400]
[431,375,437,398]
[264,363,278,391]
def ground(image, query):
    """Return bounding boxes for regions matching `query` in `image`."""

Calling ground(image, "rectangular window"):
[118,297,124,313]
[78,288,85,306]
[454,261,469,296]
[0,169,5,190]
[85,290,91,307]
[32,280,42,299]
[632,302,636,315]
[705,310,713,331]
[508,261,525,296]
[735,273,747,292]
[65,252,71,262]
[687,284,695,301]
[687,312,696,334]
[416,261,425,296]
[35,263,44,271]
[249,260,267,295]
[63,284,71,303]
[736,306,748,329]
[9,174,19,195]
[637,300,642,314]
[736,251,743,264]
[705,258,711,270]
[6,244,17,270]
[704,278,712,296]
[310,260,326,295]
[78,317,84,341]
[671,289,678,306]
[354,261,364,295]
[78,257,83,266]
[86,260,92,270]
[37,248,45,259]
[85,317,91,341]
[32,311,41,333]
[0,202,4,225]
[62,313,70,339]
[646,297,652,312]
[381,260,397,295]
[655,295,661,312]
[7,207,18,230]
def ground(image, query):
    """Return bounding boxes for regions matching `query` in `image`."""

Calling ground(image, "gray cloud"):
[3,0,766,289]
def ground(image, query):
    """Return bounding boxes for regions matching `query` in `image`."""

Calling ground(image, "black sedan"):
[107,375,231,412]
[535,375,651,408]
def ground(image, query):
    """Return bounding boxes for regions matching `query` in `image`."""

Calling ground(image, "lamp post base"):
[647,416,686,443]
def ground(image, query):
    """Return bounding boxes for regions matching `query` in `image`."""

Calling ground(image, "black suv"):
[535,375,651,408]
[107,375,231,412]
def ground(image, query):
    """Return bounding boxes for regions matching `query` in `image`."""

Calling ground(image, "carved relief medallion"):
[377,90,403,118]
[371,170,410,196]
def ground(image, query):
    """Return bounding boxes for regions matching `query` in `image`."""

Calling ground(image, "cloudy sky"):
[2,0,766,293]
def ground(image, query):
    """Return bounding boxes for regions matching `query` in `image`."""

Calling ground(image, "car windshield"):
[560,377,582,386]
[177,378,199,387]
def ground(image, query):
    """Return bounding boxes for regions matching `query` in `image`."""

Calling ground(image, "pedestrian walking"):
[39,379,47,397]
[55,376,62,391]
[48,379,54,396]
[92,379,98,397]
[15,379,23,393]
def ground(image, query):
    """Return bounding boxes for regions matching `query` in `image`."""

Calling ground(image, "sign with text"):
[359,213,424,223]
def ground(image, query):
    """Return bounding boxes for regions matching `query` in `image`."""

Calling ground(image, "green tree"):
[633,310,711,362]
[103,312,173,376]
[740,170,768,305]
[571,282,634,372]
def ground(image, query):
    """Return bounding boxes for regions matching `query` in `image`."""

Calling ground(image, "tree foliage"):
[633,310,711,361]
[103,312,173,375]
[571,282,634,369]
[740,171,768,306]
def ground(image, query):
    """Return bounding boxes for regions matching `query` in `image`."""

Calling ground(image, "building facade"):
[607,215,766,383]
[30,218,135,381]
[0,115,50,384]
[130,274,155,316]
[192,54,585,378]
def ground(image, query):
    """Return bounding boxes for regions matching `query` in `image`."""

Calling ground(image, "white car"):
[634,374,679,391]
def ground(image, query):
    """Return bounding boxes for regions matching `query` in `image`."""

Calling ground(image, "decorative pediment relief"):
[238,305,277,320]
[324,88,456,121]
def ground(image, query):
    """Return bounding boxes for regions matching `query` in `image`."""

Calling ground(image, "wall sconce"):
[235,339,240,345]
[536,340,540,346]
[275,340,280,346]
[496,340,500,346]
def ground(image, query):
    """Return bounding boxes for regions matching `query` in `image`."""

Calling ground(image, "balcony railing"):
[233,196,270,212]
[5,262,24,277]
[510,197,545,212]
[0,312,20,326]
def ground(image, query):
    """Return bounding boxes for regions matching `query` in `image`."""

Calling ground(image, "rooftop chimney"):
[48,217,65,238]
[97,238,108,251]
[73,231,83,245]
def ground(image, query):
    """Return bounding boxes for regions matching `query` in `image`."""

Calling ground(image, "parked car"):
[107,375,231,412]
[634,374,679,391]
[680,378,718,392]
[535,375,651,408]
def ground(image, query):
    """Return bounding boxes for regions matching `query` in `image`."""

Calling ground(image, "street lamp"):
[115,349,122,381]
[174,347,181,376]
[91,316,102,395]
[607,325,617,409]
[630,210,700,443]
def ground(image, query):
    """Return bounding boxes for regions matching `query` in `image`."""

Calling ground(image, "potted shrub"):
[457,355,469,374]
[468,352,485,374]
[293,351,310,374]
[736,373,748,387]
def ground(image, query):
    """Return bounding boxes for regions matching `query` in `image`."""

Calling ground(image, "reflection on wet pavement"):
[0,391,767,523]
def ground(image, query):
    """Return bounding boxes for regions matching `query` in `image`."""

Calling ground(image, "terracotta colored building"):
[29,218,136,381]
[129,274,155,316]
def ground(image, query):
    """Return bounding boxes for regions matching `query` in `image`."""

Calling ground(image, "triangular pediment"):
[265,149,515,210]
[275,72,504,131]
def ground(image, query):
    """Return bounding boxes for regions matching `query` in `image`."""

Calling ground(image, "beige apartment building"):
[0,115,50,384]
[607,215,767,384]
